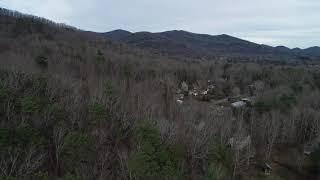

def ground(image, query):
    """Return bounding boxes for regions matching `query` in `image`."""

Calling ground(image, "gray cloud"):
[1,0,319,48]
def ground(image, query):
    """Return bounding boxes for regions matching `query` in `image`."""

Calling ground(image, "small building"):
[176,99,183,105]
[190,90,198,97]
[241,97,254,106]
[201,90,208,95]
[231,101,246,108]
[177,94,184,100]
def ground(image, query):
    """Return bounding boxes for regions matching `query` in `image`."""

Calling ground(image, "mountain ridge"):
[104,29,319,51]
[1,6,319,62]
[104,29,320,61]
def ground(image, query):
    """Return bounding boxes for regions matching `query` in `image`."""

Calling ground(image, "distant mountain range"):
[104,29,320,61]
[1,5,319,63]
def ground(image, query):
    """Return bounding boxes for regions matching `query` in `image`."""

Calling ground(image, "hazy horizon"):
[1,0,319,48]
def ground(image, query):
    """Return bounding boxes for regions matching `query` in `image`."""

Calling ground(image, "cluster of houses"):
[175,80,275,175]
[174,80,320,176]
[176,80,217,103]
[175,80,255,109]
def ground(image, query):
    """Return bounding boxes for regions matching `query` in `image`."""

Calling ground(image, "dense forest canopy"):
[1,7,320,180]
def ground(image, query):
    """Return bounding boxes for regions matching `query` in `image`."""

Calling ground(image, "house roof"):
[231,101,246,108]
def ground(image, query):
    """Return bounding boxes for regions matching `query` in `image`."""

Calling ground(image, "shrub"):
[313,73,320,89]
[202,163,225,180]
[48,103,67,121]
[208,140,233,174]
[20,96,41,113]
[0,123,46,176]
[0,87,10,114]
[0,87,9,102]
[32,75,48,95]
[310,145,320,175]
[0,123,44,151]
[89,102,107,121]
[129,122,178,178]
[254,101,273,112]
[0,177,19,180]
[60,173,90,180]
[254,94,297,112]
[202,141,235,179]
[32,172,50,180]
[278,94,296,109]
[0,128,11,150]
[0,172,90,180]
[62,132,94,174]
[95,50,105,63]
[256,174,284,180]
[104,81,114,96]
[14,123,44,146]
[35,55,48,68]
[290,82,303,94]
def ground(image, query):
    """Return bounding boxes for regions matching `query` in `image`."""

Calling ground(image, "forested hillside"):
[104,29,320,63]
[1,8,320,180]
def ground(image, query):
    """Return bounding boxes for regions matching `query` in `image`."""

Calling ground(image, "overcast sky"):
[1,0,319,48]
